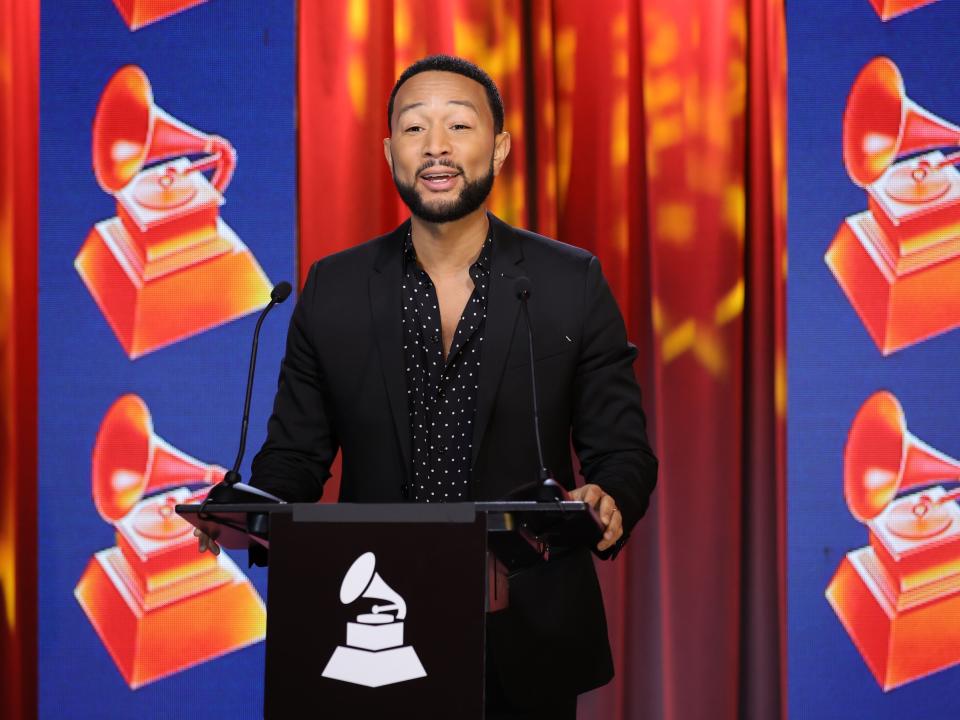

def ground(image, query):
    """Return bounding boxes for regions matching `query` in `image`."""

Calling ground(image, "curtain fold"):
[0,1,39,718]
[741,1,787,717]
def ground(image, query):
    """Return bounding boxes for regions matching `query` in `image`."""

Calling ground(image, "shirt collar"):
[402,230,492,274]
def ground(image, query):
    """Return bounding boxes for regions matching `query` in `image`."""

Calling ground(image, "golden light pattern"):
[0,58,13,631]
[0,6,36,717]
[643,1,747,377]
[715,278,745,327]
[452,1,525,226]
[553,26,576,214]
[768,0,788,421]
[346,0,369,118]
[656,203,695,247]
[653,285,743,377]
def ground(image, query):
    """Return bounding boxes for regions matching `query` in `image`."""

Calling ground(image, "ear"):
[383,138,394,173]
[492,132,511,176]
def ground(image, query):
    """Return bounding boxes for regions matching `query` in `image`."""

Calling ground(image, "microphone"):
[513,276,566,502]
[203,281,292,506]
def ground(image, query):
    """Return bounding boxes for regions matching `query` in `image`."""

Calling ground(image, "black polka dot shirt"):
[401,232,491,502]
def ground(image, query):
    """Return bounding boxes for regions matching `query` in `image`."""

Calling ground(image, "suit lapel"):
[369,220,412,480]
[472,214,524,467]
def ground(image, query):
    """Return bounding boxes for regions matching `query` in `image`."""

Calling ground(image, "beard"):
[393,158,495,224]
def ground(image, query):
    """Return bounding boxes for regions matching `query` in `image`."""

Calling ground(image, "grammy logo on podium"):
[826,391,960,689]
[74,394,266,688]
[75,65,272,359]
[321,552,427,688]
[826,57,960,354]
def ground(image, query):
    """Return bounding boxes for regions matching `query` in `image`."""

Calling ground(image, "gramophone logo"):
[76,65,272,359]
[826,57,960,354]
[74,394,266,688]
[826,391,960,689]
[321,552,427,688]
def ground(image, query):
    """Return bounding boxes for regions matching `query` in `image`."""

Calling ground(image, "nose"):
[423,126,451,158]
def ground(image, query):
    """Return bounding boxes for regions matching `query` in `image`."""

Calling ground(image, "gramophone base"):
[868,0,939,21]
[826,547,960,690]
[112,0,207,30]
[321,645,427,687]
[75,216,271,358]
[826,212,960,354]
[75,546,266,688]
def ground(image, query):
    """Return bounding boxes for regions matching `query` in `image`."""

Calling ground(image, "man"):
[198,55,657,718]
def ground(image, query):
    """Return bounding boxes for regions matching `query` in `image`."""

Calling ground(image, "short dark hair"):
[387,54,504,135]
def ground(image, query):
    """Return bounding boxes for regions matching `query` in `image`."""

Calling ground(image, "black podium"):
[177,501,600,719]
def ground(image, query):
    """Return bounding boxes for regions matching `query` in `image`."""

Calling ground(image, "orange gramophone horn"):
[91,65,236,195]
[844,390,960,522]
[91,394,225,523]
[843,57,960,187]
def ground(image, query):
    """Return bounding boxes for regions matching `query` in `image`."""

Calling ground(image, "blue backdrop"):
[788,0,960,717]
[38,1,295,717]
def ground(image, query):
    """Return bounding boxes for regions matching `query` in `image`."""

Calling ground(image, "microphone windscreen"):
[513,276,533,299]
[271,281,293,303]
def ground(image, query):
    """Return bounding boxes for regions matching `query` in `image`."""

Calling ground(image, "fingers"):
[193,527,221,556]
[568,483,604,507]
[570,484,624,551]
[597,495,623,551]
[597,493,618,526]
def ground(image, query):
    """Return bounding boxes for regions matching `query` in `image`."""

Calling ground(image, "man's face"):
[384,71,510,224]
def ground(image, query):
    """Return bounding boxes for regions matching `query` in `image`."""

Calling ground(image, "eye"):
[405,125,424,133]
[451,123,471,131]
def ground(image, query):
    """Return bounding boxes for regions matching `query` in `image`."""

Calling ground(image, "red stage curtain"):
[0,1,39,718]
[298,2,786,719]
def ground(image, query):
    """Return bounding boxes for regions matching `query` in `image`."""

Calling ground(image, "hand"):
[193,527,221,556]
[568,483,623,552]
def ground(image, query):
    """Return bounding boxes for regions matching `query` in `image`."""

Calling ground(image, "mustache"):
[416,159,463,177]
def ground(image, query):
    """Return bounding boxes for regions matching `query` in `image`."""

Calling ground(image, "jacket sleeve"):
[249,261,339,503]
[571,256,658,557]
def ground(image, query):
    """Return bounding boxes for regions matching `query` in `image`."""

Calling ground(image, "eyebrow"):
[396,99,480,119]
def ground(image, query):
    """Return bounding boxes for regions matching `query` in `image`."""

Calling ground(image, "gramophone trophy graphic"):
[75,65,271,359]
[74,394,266,688]
[826,391,960,689]
[321,552,427,688]
[826,57,960,354]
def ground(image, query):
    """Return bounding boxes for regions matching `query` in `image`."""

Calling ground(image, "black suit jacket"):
[251,213,657,705]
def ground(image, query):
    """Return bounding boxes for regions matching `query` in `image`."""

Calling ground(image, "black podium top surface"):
[176,501,595,549]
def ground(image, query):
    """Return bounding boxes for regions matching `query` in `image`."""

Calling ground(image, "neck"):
[410,207,489,274]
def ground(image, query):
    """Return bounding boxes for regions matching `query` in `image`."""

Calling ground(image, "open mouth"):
[419,170,462,191]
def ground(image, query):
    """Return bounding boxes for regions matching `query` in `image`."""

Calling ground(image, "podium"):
[177,500,601,719]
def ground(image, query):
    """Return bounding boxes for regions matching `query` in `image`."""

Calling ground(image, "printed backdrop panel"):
[788,1,960,718]
[38,1,296,717]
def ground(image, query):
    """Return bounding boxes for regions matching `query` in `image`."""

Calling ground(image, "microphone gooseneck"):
[224,280,293,487]
[513,276,551,484]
